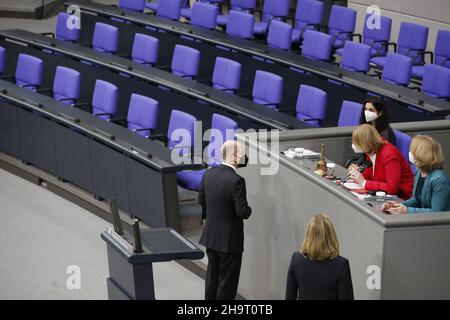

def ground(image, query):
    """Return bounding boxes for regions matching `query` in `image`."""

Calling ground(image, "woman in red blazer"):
[349,124,414,200]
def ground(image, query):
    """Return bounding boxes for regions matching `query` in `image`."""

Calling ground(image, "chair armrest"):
[298,23,322,40]
[40,32,55,38]
[351,33,362,42]
[331,31,351,49]
[369,40,389,57]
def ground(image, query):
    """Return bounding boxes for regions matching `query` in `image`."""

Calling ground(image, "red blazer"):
[362,142,414,200]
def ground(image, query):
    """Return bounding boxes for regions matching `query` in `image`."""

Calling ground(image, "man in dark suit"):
[198,140,252,300]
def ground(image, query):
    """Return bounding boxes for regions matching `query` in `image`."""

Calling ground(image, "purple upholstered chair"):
[327,5,357,50]
[267,20,292,51]
[119,0,146,11]
[295,85,327,127]
[421,64,450,99]
[91,80,118,120]
[92,22,119,54]
[127,94,159,137]
[338,100,363,127]
[15,53,44,91]
[52,12,80,42]
[226,10,255,39]
[412,30,450,79]
[131,33,159,66]
[382,53,412,86]
[156,0,183,20]
[301,30,333,62]
[253,0,290,36]
[171,45,201,80]
[52,66,81,105]
[341,41,371,73]
[167,109,197,157]
[252,70,283,110]
[190,2,219,29]
[292,0,323,44]
[212,57,242,93]
[217,0,256,27]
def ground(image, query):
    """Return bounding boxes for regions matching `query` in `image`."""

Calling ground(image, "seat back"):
[127,93,159,137]
[252,70,283,110]
[0,46,5,74]
[301,30,332,61]
[191,2,219,29]
[230,0,256,11]
[171,45,200,79]
[435,30,450,68]
[207,114,238,165]
[92,79,118,120]
[338,100,363,126]
[267,20,292,50]
[55,12,80,42]
[261,0,290,22]
[296,85,327,127]
[382,53,412,86]
[422,64,450,99]
[393,129,412,163]
[212,57,241,93]
[362,14,392,57]
[157,0,182,20]
[53,66,81,105]
[226,10,254,39]
[167,109,197,156]
[15,53,44,90]
[92,22,118,54]
[131,33,159,65]
[341,41,371,73]
[328,5,356,41]
[397,22,429,65]
[118,0,145,11]
[294,0,323,30]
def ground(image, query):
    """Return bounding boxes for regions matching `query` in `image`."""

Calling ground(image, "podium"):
[101,228,204,300]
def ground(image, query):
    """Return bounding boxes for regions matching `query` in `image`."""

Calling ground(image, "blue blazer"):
[402,169,450,213]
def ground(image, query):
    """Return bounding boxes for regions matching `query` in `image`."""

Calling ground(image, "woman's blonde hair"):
[352,124,386,154]
[300,214,339,261]
[410,135,444,172]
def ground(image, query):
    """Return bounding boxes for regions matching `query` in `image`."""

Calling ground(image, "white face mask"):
[409,152,415,164]
[352,143,363,154]
[365,110,379,122]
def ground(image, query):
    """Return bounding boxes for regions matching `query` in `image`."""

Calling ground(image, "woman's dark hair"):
[360,97,391,133]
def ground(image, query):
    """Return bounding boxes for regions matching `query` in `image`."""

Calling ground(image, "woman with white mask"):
[383,135,450,214]
[360,97,396,145]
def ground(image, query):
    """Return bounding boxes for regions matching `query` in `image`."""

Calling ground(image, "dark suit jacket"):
[285,252,354,300]
[198,164,252,254]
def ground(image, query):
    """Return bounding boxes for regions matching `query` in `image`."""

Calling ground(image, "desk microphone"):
[342,160,372,183]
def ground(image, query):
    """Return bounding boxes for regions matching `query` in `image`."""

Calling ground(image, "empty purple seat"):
[226,10,254,39]
[292,0,323,44]
[131,33,159,66]
[341,41,371,73]
[253,0,290,36]
[127,94,159,137]
[217,0,256,27]
[176,113,238,191]
[267,20,292,50]
[382,53,412,86]
[92,22,119,54]
[166,109,197,157]
[338,100,363,127]
[412,30,450,79]
[301,30,332,62]
[252,70,283,110]
[15,53,44,91]
[336,14,392,57]
[119,0,145,11]
[212,57,241,93]
[156,0,183,20]
[52,66,81,105]
[171,45,200,79]
[54,12,80,42]
[0,46,5,74]
[295,85,327,127]
[91,80,118,120]
[327,5,356,50]
[371,22,429,69]
[190,2,219,29]
[421,64,450,99]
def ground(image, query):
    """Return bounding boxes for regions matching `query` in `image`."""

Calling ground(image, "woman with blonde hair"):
[348,124,414,200]
[383,135,450,214]
[285,214,353,300]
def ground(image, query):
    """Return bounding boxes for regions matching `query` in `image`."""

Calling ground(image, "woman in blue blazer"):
[383,135,450,214]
